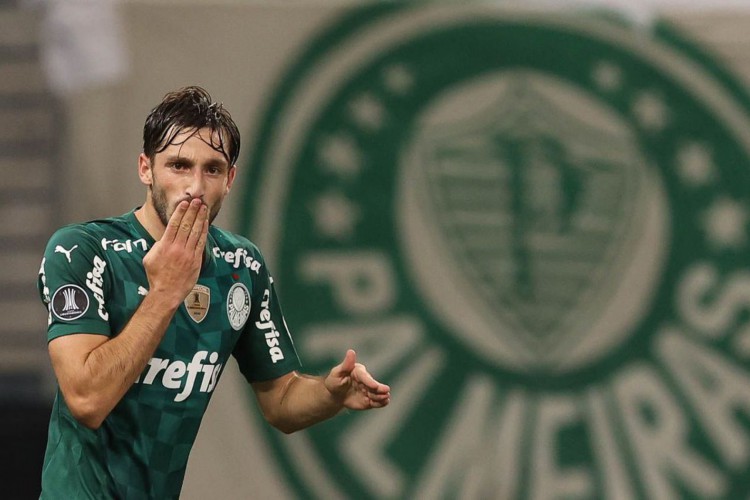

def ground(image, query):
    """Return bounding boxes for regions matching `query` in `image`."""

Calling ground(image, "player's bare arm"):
[252,349,391,434]
[48,199,208,430]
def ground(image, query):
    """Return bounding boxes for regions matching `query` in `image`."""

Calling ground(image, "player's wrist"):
[140,288,185,313]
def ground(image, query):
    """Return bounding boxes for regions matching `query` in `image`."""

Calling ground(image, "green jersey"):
[37,209,301,499]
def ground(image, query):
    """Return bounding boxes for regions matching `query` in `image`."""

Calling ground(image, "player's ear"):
[225,164,237,194]
[138,153,153,186]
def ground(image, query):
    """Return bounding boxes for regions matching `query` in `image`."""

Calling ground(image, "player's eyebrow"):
[163,154,229,171]
[164,155,194,165]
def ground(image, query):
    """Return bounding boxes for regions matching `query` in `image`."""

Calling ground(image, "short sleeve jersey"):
[37,209,301,499]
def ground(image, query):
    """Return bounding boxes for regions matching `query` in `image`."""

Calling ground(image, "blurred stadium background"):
[4,0,750,498]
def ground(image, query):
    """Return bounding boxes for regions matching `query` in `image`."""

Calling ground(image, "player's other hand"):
[324,349,391,410]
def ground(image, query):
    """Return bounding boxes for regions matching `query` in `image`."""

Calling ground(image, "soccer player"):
[37,86,391,498]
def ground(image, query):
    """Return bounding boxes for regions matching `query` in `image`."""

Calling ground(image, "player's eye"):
[170,161,188,170]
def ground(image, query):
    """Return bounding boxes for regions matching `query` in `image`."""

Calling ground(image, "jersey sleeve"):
[38,225,112,342]
[232,250,301,383]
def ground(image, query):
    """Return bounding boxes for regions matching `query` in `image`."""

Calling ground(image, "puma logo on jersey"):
[54,245,78,263]
[135,351,222,402]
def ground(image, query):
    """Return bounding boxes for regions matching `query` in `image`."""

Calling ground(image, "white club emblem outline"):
[227,282,251,331]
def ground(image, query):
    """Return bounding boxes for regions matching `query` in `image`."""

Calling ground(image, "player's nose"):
[185,169,206,200]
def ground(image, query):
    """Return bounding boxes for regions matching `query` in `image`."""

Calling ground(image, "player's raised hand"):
[324,349,391,410]
[143,198,208,307]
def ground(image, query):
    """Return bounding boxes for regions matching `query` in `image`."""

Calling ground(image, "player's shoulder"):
[46,214,132,251]
[209,225,265,259]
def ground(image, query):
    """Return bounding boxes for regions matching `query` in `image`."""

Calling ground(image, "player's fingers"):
[367,391,391,403]
[369,398,390,408]
[188,205,208,250]
[164,200,190,242]
[174,198,202,245]
[193,215,209,257]
[353,364,389,392]
[341,349,356,374]
[329,349,355,379]
[367,396,390,408]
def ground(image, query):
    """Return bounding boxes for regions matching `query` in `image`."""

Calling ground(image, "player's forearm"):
[71,292,180,428]
[266,374,344,434]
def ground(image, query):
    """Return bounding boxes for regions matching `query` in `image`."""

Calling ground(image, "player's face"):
[140,127,236,227]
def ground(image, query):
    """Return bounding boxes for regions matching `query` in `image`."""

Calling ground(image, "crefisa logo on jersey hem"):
[243,7,750,499]
[51,284,89,321]
[227,282,250,330]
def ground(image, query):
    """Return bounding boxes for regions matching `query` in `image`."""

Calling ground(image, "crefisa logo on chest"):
[243,7,750,499]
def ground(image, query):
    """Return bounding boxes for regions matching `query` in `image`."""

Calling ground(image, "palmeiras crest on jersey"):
[227,282,250,331]
[241,6,750,499]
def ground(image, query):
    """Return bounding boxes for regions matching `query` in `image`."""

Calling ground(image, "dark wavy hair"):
[143,86,241,166]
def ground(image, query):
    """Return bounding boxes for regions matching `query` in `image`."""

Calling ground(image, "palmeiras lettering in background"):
[241,6,750,499]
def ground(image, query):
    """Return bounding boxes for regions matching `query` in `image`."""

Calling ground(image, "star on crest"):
[318,134,362,178]
[734,325,750,359]
[632,91,668,131]
[383,64,415,94]
[592,61,622,92]
[677,142,715,187]
[350,93,385,131]
[311,191,361,240]
[702,197,748,249]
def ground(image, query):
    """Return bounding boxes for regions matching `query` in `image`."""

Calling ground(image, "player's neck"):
[134,201,167,241]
